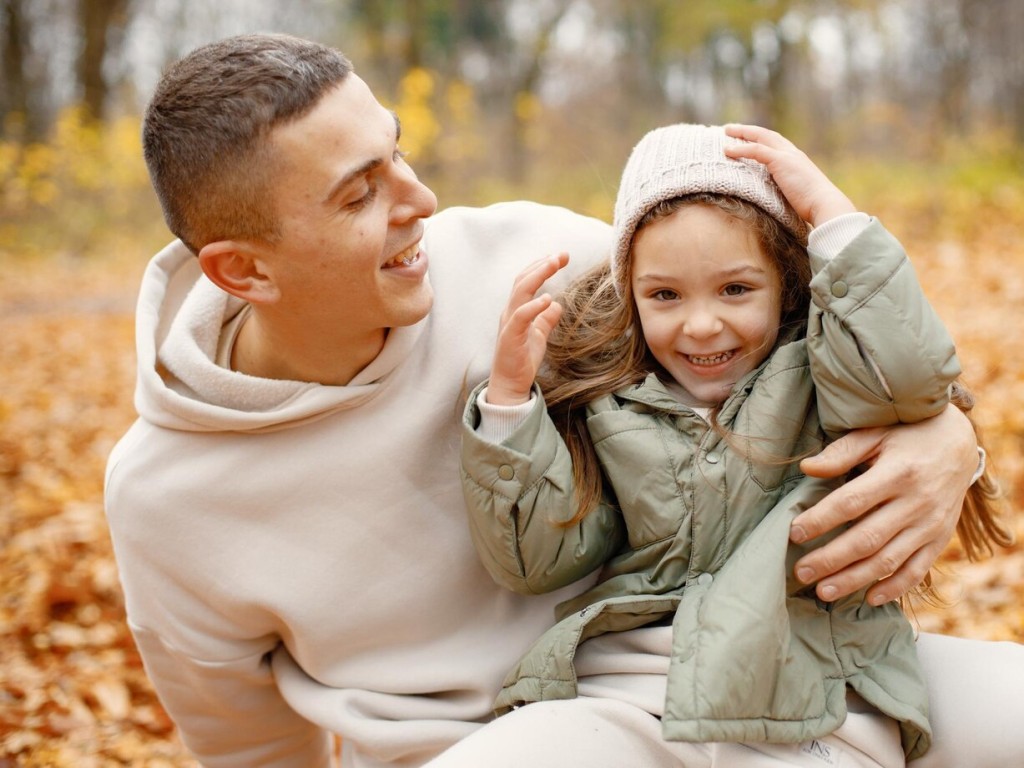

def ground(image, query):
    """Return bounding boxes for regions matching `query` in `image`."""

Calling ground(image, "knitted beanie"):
[611,123,809,294]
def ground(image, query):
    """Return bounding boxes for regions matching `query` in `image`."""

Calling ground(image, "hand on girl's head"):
[720,124,856,228]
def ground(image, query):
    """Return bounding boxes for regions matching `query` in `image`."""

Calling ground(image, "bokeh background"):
[2,0,1022,764]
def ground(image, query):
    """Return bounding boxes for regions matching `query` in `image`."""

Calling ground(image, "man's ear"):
[198,240,280,304]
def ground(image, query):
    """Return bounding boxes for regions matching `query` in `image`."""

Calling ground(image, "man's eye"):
[346,185,378,210]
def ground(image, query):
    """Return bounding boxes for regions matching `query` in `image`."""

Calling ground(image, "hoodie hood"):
[132,241,424,433]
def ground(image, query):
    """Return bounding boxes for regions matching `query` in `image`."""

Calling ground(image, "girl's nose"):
[683,307,723,339]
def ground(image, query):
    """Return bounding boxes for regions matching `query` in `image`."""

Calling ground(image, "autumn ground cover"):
[1,216,1022,764]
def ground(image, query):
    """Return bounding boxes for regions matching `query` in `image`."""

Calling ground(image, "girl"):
[459,124,1007,766]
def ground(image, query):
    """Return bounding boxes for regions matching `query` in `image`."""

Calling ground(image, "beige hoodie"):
[105,201,611,768]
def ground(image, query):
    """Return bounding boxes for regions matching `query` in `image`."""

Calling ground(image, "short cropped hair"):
[143,34,353,253]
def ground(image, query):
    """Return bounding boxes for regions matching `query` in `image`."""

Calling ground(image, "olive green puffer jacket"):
[460,220,960,760]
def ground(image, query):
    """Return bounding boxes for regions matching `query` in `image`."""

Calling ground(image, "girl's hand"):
[722,124,856,228]
[487,253,570,406]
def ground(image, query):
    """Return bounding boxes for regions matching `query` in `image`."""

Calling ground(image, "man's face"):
[259,74,439,342]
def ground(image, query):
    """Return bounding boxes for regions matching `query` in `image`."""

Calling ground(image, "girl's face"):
[630,204,783,407]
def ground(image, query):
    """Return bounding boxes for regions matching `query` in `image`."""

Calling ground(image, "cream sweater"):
[104,202,611,768]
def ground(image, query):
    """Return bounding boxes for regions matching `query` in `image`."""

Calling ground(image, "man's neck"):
[230,309,387,386]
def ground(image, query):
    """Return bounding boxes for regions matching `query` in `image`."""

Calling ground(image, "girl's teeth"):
[689,351,733,365]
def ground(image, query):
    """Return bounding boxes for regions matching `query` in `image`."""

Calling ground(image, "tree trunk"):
[1,0,43,140]
[76,0,130,121]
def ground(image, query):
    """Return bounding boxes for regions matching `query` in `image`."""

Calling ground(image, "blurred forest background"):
[1,0,1023,764]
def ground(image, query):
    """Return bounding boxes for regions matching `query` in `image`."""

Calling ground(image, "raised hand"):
[722,123,856,228]
[486,253,570,406]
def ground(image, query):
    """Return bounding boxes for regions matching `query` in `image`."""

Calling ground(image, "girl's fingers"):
[509,253,570,301]
[723,123,796,150]
[501,253,569,327]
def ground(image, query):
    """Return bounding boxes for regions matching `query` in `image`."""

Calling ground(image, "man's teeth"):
[385,244,419,267]
[687,351,734,365]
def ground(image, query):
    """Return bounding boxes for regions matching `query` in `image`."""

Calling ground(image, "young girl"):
[460,124,1007,766]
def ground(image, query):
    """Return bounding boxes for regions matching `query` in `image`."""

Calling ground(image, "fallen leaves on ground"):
[0,230,1021,764]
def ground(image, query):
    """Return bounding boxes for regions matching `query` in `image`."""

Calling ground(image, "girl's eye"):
[723,284,749,297]
[651,289,678,301]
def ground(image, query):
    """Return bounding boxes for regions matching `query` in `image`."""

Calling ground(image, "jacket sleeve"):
[806,218,961,435]
[460,381,626,595]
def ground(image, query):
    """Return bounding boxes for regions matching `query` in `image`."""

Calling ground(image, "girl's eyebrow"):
[634,264,768,283]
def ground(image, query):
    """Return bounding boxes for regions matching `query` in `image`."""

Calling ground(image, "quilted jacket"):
[460,220,961,760]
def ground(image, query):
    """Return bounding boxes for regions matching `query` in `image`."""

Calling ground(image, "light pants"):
[425,633,1024,767]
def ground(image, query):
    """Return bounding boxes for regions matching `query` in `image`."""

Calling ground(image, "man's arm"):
[791,404,974,604]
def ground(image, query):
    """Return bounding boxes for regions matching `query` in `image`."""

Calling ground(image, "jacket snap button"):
[705,451,721,464]
[697,572,713,586]
[497,464,515,481]
[831,280,849,298]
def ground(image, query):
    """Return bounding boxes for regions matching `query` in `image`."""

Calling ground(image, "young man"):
[105,33,1022,768]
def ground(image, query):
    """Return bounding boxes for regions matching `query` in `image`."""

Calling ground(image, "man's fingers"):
[790,469,889,544]
[795,506,897,587]
[795,492,955,602]
[810,534,940,605]
[799,428,885,479]
[865,543,944,606]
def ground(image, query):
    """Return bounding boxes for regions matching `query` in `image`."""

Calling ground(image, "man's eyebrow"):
[322,113,402,206]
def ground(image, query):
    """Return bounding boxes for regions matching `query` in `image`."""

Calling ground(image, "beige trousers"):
[425,632,1024,767]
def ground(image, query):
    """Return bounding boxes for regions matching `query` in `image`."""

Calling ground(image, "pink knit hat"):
[611,123,809,294]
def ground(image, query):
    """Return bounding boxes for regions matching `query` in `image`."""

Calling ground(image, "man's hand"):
[792,405,976,605]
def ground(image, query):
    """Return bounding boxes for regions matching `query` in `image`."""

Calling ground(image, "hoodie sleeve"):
[129,624,333,768]
[806,218,961,435]
[460,382,626,595]
[105,431,332,768]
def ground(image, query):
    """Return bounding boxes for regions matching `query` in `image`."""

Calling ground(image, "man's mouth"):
[382,242,421,269]
[686,350,736,366]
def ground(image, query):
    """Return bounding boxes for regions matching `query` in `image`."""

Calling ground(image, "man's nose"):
[391,164,438,222]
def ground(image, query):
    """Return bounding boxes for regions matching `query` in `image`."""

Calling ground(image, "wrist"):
[484,384,531,407]
[809,195,857,228]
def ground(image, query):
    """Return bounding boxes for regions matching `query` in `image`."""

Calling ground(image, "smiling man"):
[104,33,1024,768]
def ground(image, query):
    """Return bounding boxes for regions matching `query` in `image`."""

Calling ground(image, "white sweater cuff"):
[476,386,535,443]
[808,212,871,259]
